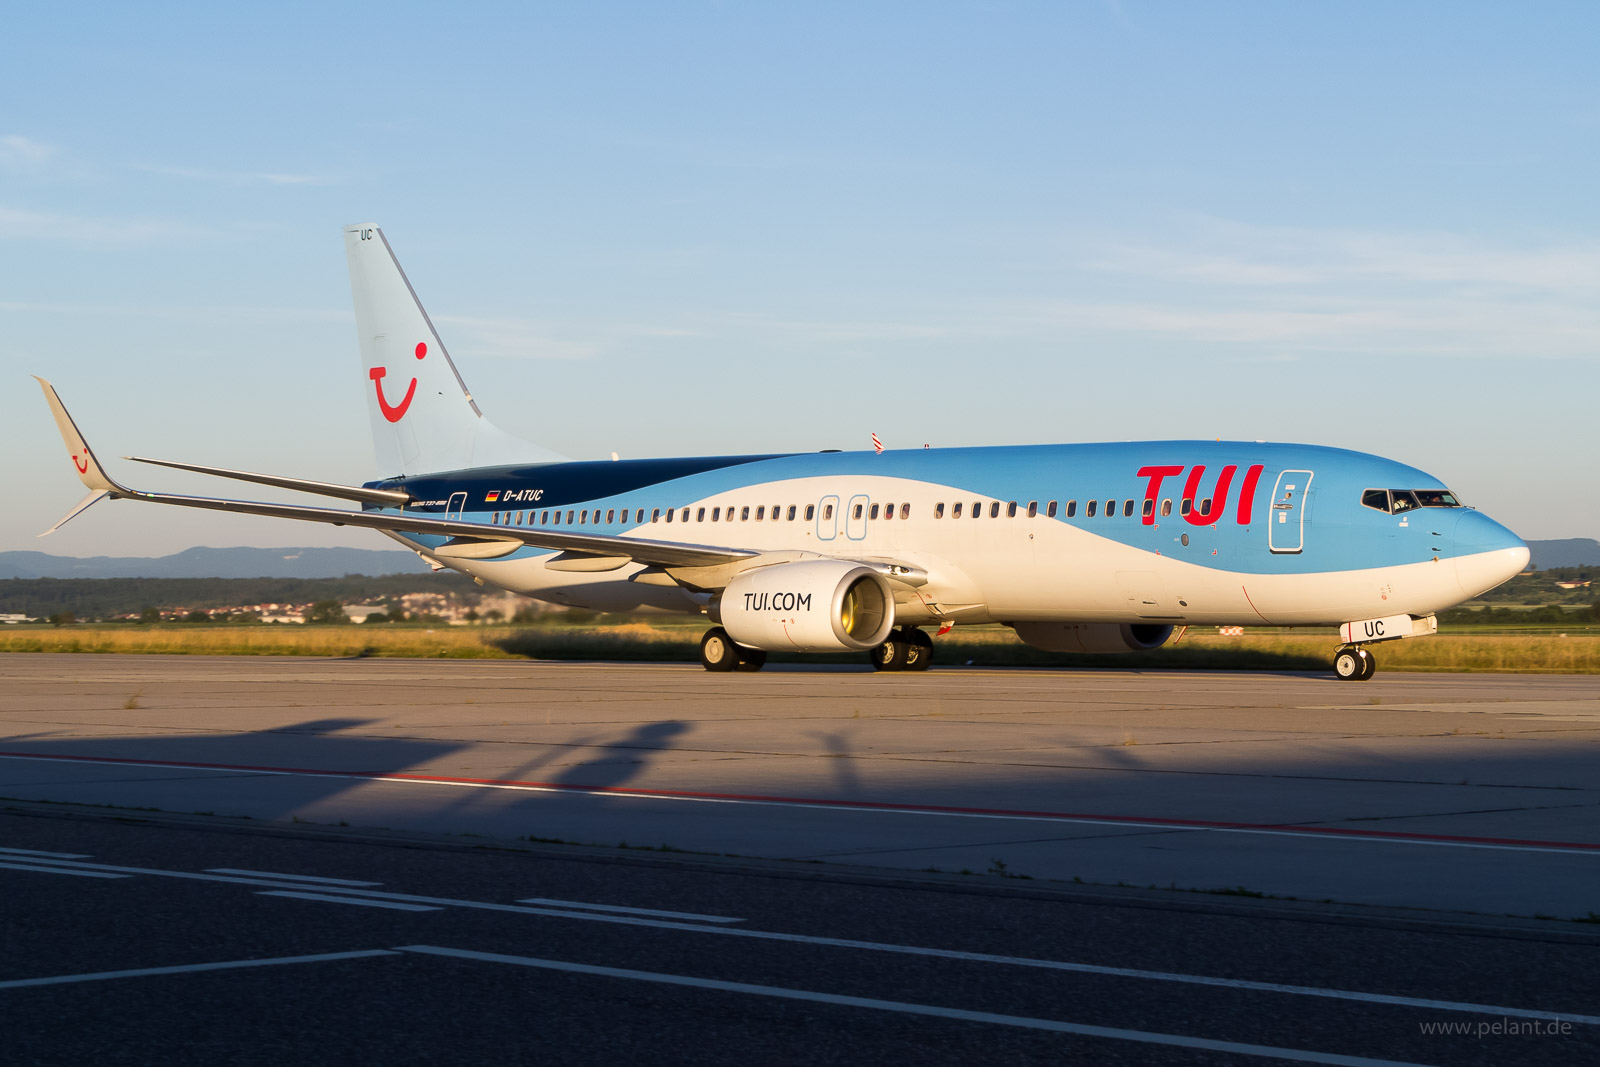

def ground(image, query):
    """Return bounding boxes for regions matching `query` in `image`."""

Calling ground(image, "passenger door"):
[1268,471,1313,553]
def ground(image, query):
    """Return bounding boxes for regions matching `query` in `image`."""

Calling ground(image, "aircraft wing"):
[34,377,756,570]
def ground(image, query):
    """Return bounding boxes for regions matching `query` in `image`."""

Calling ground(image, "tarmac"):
[1,653,1596,919]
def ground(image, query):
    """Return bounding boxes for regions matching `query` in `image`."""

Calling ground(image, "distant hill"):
[1528,539,1600,570]
[0,546,431,580]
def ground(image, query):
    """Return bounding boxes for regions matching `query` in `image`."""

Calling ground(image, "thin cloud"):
[132,163,337,186]
[433,315,597,361]
[0,135,56,169]
[0,206,204,243]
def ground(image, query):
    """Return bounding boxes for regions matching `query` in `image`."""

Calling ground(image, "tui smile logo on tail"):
[369,341,427,422]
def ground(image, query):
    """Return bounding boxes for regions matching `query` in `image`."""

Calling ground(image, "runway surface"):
[1,654,1597,919]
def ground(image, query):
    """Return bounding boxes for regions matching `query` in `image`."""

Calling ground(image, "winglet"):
[33,376,125,494]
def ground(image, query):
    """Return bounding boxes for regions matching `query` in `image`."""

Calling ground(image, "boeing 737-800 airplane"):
[36,224,1528,678]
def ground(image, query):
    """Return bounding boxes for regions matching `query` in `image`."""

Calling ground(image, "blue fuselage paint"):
[367,439,1524,580]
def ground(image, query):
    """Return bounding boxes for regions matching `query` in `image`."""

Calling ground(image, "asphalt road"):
[1,807,1596,1067]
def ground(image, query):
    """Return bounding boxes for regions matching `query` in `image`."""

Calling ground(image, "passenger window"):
[606,509,615,524]
[579,510,588,524]
[972,500,981,518]
[1065,500,1076,517]
[681,508,690,522]
[492,512,500,524]
[1200,498,1212,515]
[541,510,550,524]
[636,509,645,523]
[853,503,863,520]
[553,511,562,525]
[869,504,879,520]
[711,507,721,522]
[1027,501,1038,518]
[1122,499,1132,517]
[741,506,750,521]
[568,510,576,524]
[1180,498,1192,515]
[696,508,706,522]
[1007,501,1018,518]
[651,508,661,522]
[1161,499,1172,517]
[821,504,832,520]
[1087,500,1098,517]
[900,503,909,520]
[1046,500,1057,518]
[665,509,673,523]
[756,506,765,521]
[990,502,1000,518]
[788,506,797,521]
[1141,500,1153,518]
[1105,500,1115,517]
[952,502,963,518]
[935,502,945,519]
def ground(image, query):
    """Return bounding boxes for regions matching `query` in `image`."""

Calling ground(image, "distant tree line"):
[0,573,480,621]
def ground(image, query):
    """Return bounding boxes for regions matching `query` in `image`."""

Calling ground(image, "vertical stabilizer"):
[343,224,565,476]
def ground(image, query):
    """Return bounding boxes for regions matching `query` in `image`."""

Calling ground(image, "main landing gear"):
[1333,644,1377,681]
[870,628,932,672]
[699,627,767,673]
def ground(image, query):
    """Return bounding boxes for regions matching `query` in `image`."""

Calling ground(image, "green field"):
[1,622,1595,673]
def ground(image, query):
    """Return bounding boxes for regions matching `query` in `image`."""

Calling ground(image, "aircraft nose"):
[1451,511,1529,600]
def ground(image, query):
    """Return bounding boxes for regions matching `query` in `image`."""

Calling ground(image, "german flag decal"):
[485,491,500,502]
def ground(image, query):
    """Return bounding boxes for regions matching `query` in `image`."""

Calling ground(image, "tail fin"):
[343,224,565,476]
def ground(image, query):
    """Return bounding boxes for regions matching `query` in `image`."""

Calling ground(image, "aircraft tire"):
[1333,645,1370,681]
[903,629,933,672]
[700,627,739,672]
[871,635,907,671]
[1357,648,1377,681]
[735,647,767,672]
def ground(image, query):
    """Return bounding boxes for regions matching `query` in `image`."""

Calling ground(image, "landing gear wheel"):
[734,647,767,672]
[870,634,907,671]
[1357,648,1377,681]
[1333,645,1374,681]
[700,627,739,672]
[902,628,933,672]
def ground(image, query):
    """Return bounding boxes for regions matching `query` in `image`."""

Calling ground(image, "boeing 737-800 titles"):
[35,224,1528,678]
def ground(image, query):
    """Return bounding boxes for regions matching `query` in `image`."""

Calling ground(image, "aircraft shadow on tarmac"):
[0,718,475,821]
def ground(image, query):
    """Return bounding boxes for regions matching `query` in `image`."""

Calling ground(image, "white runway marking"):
[207,868,382,886]
[0,950,398,990]
[257,890,439,912]
[7,853,1596,1027]
[395,945,1432,1067]
[0,846,92,859]
[0,861,126,879]
[515,897,744,923]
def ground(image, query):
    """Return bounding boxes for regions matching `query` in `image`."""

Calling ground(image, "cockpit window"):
[1362,488,1463,514]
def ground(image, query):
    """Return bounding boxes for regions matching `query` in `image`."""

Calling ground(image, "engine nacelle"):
[718,560,896,652]
[1011,622,1174,654]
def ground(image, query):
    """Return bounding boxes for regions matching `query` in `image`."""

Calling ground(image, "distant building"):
[0,613,31,624]
[1555,580,1591,590]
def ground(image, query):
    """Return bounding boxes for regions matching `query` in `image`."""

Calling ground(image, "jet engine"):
[718,560,896,652]
[1011,622,1174,653]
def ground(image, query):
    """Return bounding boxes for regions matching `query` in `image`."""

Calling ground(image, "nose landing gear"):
[1333,644,1377,681]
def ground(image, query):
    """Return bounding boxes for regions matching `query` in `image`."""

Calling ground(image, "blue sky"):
[4,1,1596,556]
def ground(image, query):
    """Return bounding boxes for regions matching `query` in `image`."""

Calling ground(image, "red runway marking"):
[1,749,1596,854]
